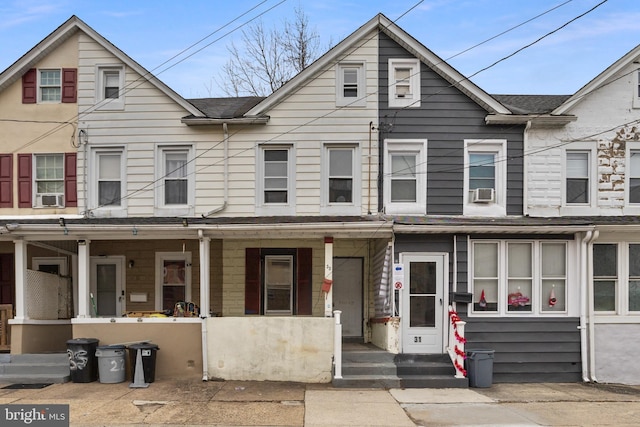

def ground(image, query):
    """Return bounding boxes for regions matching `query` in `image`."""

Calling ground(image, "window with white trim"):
[155,252,191,312]
[264,255,294,315]
[566,151,590,204]
[91,148,125,210]
[634,70,640,109]
[155,145,194,215]
[388,58,420,108]
[256,145,295,215]
[471,240,568,315]
[322,144,360,214]
[39,69,61,102]
[593,242,640,315]
[96,65,125,109]
[35,154,64,207]
[628,149,640,204]
[336,62,365,107]
[383,140,426,214]
[464,140,506,215]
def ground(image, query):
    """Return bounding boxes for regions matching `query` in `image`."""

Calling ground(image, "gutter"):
[181,117,269,126]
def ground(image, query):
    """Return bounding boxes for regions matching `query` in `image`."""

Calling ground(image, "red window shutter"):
[61,68,77,103]
[22,68,37,104]
[0,154,13,208]
[296,248,313,315]
[245,248,261,315]
[17,154,32,208]
[64,153,77,207]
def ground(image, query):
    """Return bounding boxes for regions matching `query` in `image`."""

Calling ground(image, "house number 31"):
[414,336,422,343]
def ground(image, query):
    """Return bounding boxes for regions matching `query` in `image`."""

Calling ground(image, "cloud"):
[0,0,62,30]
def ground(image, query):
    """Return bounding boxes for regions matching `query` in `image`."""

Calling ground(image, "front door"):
[401,253,446,353]
[0,254,14,305]
[333,257,363,338]
[90,257,124,317]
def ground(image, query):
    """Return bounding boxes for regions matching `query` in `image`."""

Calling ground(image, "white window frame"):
[89,147,127,217]
[155,145,194,216]
[561,143,597,214]
[155,252,192,312]
[38,69,61,103]
[463,140,507,216]
[469,240,571,316]
[625,145,640,212]
[388,58,420,108]
[264,255,294,315]
[256,144,295,215]
[34,153,65,208]
[336,62,366,107]
[95,65,125,110]
[633,69,640,109]
[593,241,640,318]
[383,139,426,215]
[321,143,361,215]
[32,257,68,276]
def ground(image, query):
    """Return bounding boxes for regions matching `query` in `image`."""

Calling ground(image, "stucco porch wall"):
[369,317,400,353]
[10,322,72,354]
[73,320,202,380]
[595,323,640,385]
[206,316,334,382]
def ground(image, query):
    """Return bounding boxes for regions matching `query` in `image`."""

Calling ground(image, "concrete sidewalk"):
[0,379,639,426]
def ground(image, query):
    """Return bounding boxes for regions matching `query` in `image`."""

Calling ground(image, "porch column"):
[77,239,91,318]
[13,239,27,321]
[199,232,210,317]
[324,236,333,317]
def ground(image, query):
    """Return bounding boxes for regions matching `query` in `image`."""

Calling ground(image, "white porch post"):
[199,232,211,317]
[77,239,91,318]
[324,236,334,317]
[13,239,27,321]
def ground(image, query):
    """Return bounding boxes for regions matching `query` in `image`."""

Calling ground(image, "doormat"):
[2,383,52,389]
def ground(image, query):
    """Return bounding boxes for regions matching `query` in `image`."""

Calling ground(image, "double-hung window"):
[257,145,294,215]
[388,59,420,108]
[336,62,365,107]
[91,148,125,214]
[464,140,506,214]
[96,65,125,109]
[566,151,590,204]
[322,144,360,214]
[471,240,568,315]
[593,242,640,315]
[39,70,61,102]
[628,150,640,204]
[156,146,193,215]
[384,140,426,214]
[35,154,64,207]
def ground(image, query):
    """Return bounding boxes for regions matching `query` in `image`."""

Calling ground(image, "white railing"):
[333,310,342,379]
[446,306,467,378]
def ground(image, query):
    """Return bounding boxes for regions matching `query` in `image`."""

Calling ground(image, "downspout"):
[368,122,373,215]
[579,230,593,382]
[198,229,209,381]
[587,229,599,382]
[202,122,229,217]
[523,121,531,216]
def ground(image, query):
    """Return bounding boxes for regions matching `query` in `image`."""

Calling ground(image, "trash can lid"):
[128,342,159,350]
[67,338,99,344]
[97,344,126,350]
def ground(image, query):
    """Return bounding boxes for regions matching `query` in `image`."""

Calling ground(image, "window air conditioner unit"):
[472,188,495,203]
[38,194,64,207]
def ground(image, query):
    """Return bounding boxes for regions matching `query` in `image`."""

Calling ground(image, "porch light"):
[59,217,66,227]
[182,218,189,227]
[132,226,138,236]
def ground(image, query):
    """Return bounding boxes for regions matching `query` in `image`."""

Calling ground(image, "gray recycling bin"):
[66,338,99,383]
[466,349,495,388]
[96,345,126,383]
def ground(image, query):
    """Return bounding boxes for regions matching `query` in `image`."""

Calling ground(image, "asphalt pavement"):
[0,378,639,426]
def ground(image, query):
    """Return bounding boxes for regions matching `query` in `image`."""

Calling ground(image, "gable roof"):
[552,43,640,115]
[492,94,571,115]
[0,15,204,118]
[245,13,511,117]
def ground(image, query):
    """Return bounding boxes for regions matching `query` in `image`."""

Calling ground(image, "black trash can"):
[66,338,99,383]
[128,342,159,383]
[466,349,495,388]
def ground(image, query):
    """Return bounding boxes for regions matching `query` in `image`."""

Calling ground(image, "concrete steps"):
[333,343,468,389]
[0,353,70,384]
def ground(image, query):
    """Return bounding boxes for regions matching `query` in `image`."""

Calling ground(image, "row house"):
[0,12,635,386]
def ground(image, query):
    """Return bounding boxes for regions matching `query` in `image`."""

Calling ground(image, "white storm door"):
[333,258,363,337]
[401,254,445,353]
[90,257,125,317]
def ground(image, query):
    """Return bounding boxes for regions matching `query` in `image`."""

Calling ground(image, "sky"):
[1,0,639,98]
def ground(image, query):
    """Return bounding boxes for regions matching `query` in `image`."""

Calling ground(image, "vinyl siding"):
[378,33,524,216]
